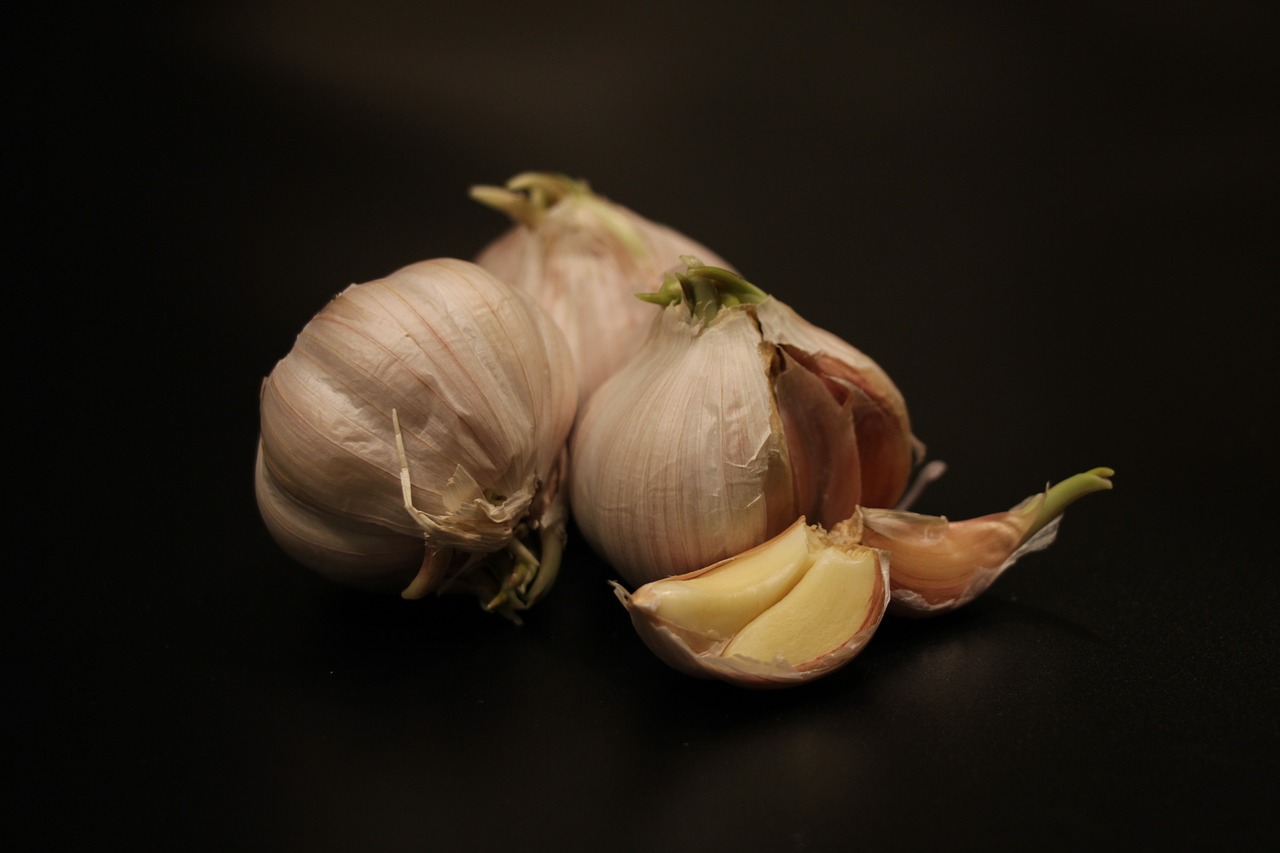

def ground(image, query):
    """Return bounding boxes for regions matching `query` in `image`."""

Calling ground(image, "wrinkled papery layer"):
[571,290,922,588]
[571,306,790,585]
[257,259,576,581]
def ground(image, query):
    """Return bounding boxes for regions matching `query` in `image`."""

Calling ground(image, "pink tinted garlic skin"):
[854,467,1115,616]
[470,172,733,408]
[569,260,924,587]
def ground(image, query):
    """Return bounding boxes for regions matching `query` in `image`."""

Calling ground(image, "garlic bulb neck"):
[638,256,769,325]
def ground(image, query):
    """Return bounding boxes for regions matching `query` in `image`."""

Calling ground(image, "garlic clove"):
[722,547,881,666]
[755,298,920,510]
[856,467,1114,616]
[770,344,864,527]
[624,519,814,641]
[614,518,889,689]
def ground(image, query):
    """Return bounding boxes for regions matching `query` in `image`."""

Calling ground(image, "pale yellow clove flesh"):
[626,521,813,640]
[723,547,880,666]
[615,517,889,688]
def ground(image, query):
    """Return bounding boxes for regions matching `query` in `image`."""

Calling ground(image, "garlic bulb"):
[855,467,1114,616]
[615,517,889,688]
[470,172,732,405]
[255,258,577,619]
[570,258,922,587]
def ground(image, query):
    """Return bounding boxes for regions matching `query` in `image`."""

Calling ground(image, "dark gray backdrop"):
[12,2,1276,849]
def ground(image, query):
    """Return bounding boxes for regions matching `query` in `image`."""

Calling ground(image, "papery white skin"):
[472,173,732,406]
[256,259,576,612]
[571,306,790,585]
[570,262,922,587]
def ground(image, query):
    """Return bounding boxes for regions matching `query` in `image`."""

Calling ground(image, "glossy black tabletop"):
[13,3,1276,849]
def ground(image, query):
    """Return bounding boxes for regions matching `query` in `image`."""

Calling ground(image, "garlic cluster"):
[254,172,1113,681]
[256,259,576,619]
[471,172,732,405]
[570,258,922,587]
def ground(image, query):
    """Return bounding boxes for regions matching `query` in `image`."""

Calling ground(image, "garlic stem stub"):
[856,467,1115,616]
[615,518,890,688]
[471,172,734,407]
[255,259,577,620]
[570,257,922,587]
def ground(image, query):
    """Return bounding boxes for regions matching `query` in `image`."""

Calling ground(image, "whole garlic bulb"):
[470,172,733,406]
[570,259,922,587]
[255,258,577,619]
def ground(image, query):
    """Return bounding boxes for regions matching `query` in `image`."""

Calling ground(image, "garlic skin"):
[256,258,576,618]
[470,172,732,406]
[856,467,1115,616]
[570,260,921,587]
[614,517,890,689]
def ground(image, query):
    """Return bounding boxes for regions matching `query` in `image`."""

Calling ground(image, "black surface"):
[14,2,1277,850]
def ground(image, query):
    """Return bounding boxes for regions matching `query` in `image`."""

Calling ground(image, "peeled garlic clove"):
[856,467,1114,616]
[256,258,577,619]
[615,518,889,689]
[470,172,733,405]
[625,520,815,641]
[570,259,921,586]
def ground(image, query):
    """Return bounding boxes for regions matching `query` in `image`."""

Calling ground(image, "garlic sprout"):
[470,172,733,406]
[570,258,922,587]
[255,258,576,620]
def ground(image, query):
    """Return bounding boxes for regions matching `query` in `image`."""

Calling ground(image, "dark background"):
[13,1,1277,849]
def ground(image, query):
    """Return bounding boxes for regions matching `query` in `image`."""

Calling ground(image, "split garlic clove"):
[470,172,733,406]
[570,258,922,587]
[256,258,577,620]
[755,298,921,511]
[855,467,1115,616]
[614,518,890,688]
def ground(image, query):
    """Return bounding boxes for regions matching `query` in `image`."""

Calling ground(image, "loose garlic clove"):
[471,172,733,407]
[615,518,889,689]
[855,467,1114,616]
